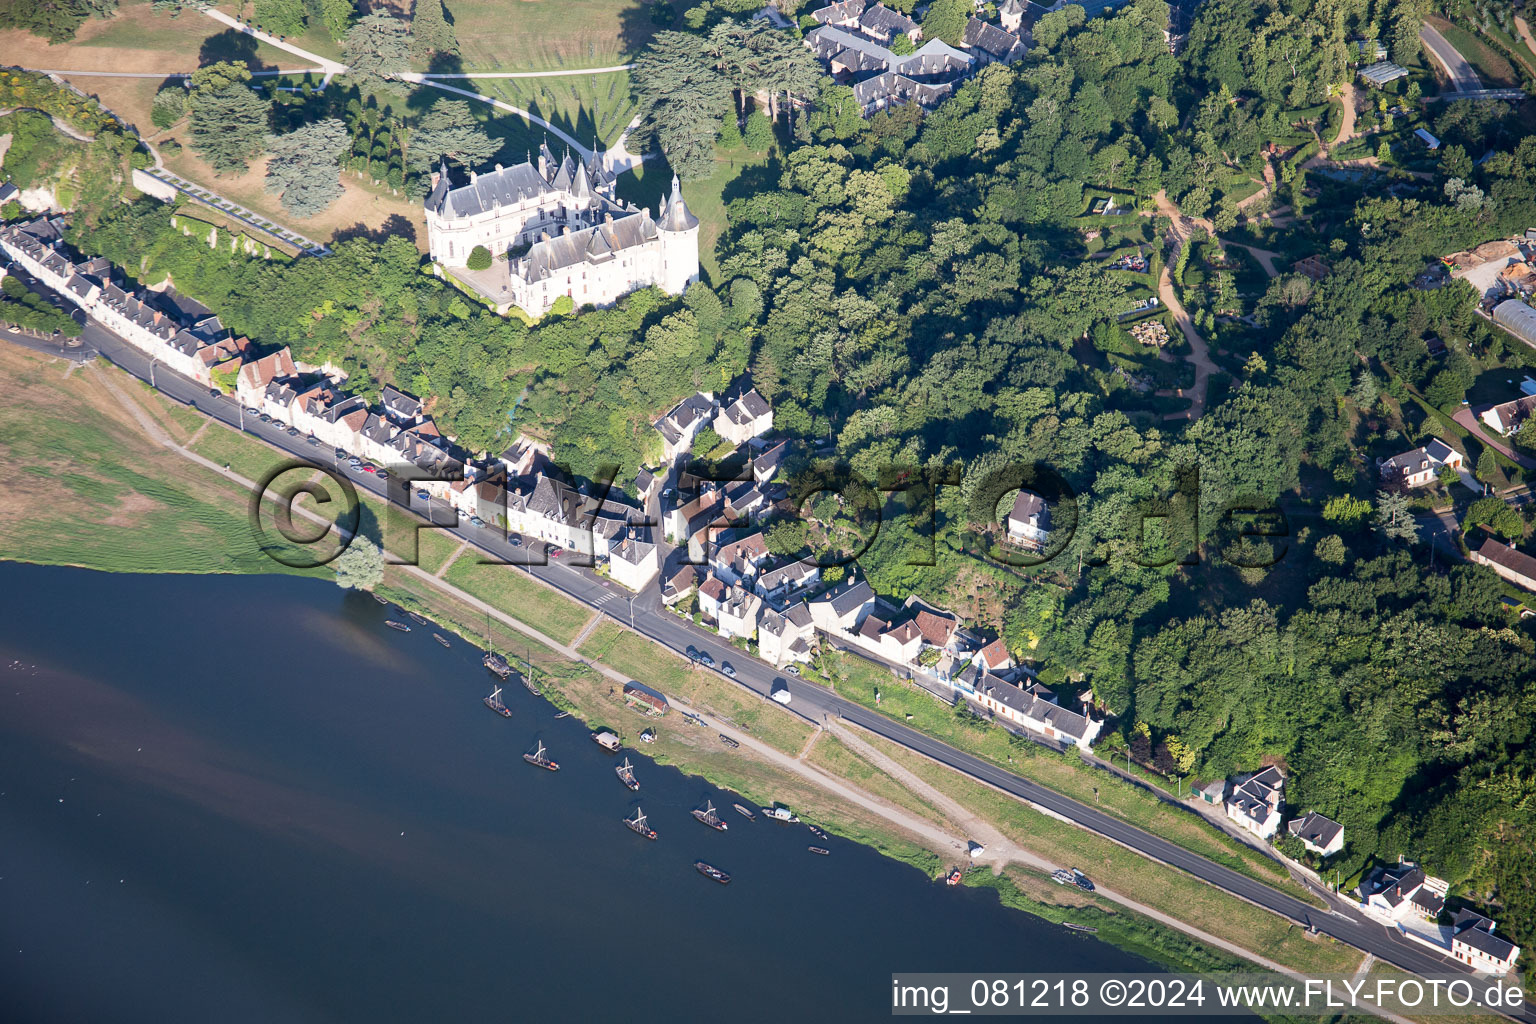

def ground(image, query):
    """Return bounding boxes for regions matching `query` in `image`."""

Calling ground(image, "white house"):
[1225,766,1285,840]
[1006,489,1050,549]
[655,392,718,463]
[970,673,1101,751]
[1450,911,1521,976]
[1379,437,1463,488]
[235,348,298,412]
[1286,811,1344,856]
[755,558,820,605]
[759,602,815,666]
[711,531,772,587]
[715,584,764,641]
[609,532,660,592]
[1480,394,1536,435]
[808,578,876,635]
[714,387,773,445]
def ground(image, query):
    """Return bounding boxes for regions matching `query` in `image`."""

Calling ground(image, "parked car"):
[1071,868,1094,892]
[286,427,300,437]
[721,662,736,678]
[362,464,377,474]
[208,388,220,398]
[348,456,362,466]
[376,470,389,480]
[416,489,431,501]
[469,516,485,527]
[509,537,522,547]
[685,645,699,660]
[347,462,363,474]
[786,665,801,676]
[698,652,715,668]
[334,448,348,459]
[306,436,320,446]
[258,413,271,422]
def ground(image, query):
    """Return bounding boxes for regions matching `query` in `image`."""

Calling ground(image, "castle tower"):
[655,174,700,296]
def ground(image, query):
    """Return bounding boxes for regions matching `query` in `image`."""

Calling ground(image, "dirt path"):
[1156,266,1216,422]
[1227,242,1283,279]
[1518,17,1536,60]
[199,7,343,82]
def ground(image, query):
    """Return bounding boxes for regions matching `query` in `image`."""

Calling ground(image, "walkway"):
[1517,17,1536,61]
[199,7,346,85]
[397,75,592,163]
[1420,23,1482,93]
[411,65,635,79]
[139,166,331,256]
[1155,266,1216,422]
[33,68,325,78]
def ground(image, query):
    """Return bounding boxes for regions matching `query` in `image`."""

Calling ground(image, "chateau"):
[424,142,700,317]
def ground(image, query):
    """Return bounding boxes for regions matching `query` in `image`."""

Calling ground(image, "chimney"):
[562,226,571,235]
[469,171,478,184]
[429,170,440,189]
[495,163,503,172]
[604,212,612,223]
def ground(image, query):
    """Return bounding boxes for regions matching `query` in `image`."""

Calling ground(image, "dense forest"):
[48,0,1536,966]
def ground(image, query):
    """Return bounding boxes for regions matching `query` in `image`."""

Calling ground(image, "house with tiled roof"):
[970,672,1101,750]
[1480,393,1536,435]
[1470,536,1536,593]
[754,557,820,605]
[1286,811,1344,856]
[1358,863,1447,923]
[961,16,1028,64]
[698,574,729,622]
[661,565,700,606]
[715,584,764,641]
[1006,489,1050,549]
[1224,766,1285,840]
[236,348,299,410]
[655,391,719,463]
[973,638,1013,673]
[809,577,876,634]
[711,530,772,587]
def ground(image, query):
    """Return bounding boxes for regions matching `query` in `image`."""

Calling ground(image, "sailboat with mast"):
[691,799,728,831]
[615,757,639,791]
[483,685,511,717]
[624,806,657,840]
[523,739,559,771]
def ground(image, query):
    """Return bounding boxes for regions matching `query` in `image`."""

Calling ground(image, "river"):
[0,562,1156,1022]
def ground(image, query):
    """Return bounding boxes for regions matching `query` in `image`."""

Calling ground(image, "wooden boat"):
[385,620,411,632]
[592,730,621,753]
[1063,923,1099,934]
[407,611,428,626]
[808,846,830,856]
[523,740,559,771]
[371,594,389,605]
[433,633,451,648]
[625,807,657,840]
[483,651,512,679]
[553,711,570,720]
[806,824,828,840]
[523,671,541,697]
[733,803,756,821]
[691,800,728,831]
[718,733,739,749]
[615,757,639,792]
[694,860,730,884]
[762,806,799,823]
[483,686,511,718]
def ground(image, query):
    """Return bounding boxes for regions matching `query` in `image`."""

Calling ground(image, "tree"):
[191,61,254,94]
[411,0,456,61]
[1423,368,1468,409]
[1322,495,1371,528]
[1475,449,1498,483]
[319,0,355,40]
[254,0,306,37]
[0,0,116,42]
[189,73,271,175]
[1315,534,1347,563]
[691,425,724,459]
[465,244,492,271]
[1464,496,1524,540]
[151,86,188,129]
[406,98,497,174]
[718,111,742,148]
[631,30,732,180]
[333,536,385,591]
[1512,417,1536,455]
[742,109,773,151]
[890,33,914,56]
[342,12,413,94]
[1374,490,1419,543]
[265,118,349,216]
[915,0,964,45]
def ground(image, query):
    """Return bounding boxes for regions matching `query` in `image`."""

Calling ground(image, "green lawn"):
[577,621,815,755]
[1428,16,1523,88]
[474,72,638,153]
[441,549,595,644]
[814,648,1312,897]
[446,0,658,72]
[190,420,296,483]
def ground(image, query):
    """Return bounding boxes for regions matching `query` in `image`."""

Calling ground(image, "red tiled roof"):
[914,609,957,646]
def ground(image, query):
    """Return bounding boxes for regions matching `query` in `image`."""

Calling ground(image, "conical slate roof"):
[658,174,699,232]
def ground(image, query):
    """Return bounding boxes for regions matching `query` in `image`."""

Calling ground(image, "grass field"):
[0,347,325,577]
[440,549,596,644]
[867,731,1367,976]
[812,647,1316,900]
[576,621,816,756]
[446,0,656,72]
[473,72,638,153]
[0,0,297,74]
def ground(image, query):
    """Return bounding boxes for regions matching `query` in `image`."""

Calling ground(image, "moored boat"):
[808,846,830,856]
[385,620,411,632]
[625,807,657,840]
[406,611,428,626]
[372,594,389,605]
[694,860,730,884]
[523,740,559,771]
[691,800,728,831]
[946,868,964,886]
[433,633,451,648]
[639,728,655,744]
[806,824,828,840]
[592,729,621,753]
[762,806,799,823]
[717,733,739,749]
[733,803,756,821]
[616,757,639,792]
[523,671,541,696]
[483,651,512,679]
[483,686,511,718]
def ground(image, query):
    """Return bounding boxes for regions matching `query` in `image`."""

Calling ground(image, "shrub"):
[465,244,492,271]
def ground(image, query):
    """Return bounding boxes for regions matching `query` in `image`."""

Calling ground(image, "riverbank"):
[0,341,1377,994]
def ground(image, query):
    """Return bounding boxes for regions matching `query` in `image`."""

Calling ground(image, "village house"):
[808,577,877,635]
[1006,489,1051,549]
[972,638,1014,674]
[660,565,699,607]
[655,391,719,463]
[961,16,1028,65]
[715,583,764,641]
[698,575,728,623]
[754,557,820,605]
[609,531,660,592]
[713,386,774,445]
[810,0,921,45]
[235,348,299,413]
[1449,910,1521,975]
[1479,393,1536,435]
[1286,811,1344,857]
[1359,863,1448,923]
[759,602,816,666]
[1469,536,1536,592]
[1378,437,1464,488]
[1224,766,1285,840]
[970,672,1101,751]
[753,439,790,486]
[710,530,772,588]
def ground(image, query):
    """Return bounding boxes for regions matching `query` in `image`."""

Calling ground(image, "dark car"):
[306,436,320,446]
[209,388,220,398]
[376,469,389,480]
[685,645,699,660]
[334,448,348,460]
[417,489,431,501]
[287,427,300,437]
[258,413,271,422]
[721,663,736,678]
[1071,868,1094,892]
[509,537,522,547]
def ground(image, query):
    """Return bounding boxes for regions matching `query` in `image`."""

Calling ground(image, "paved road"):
[14,294,1532,1016]
[1420,24,1482,93]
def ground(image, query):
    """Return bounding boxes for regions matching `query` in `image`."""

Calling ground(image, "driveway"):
[1420,23,1482,93]
[1454,407,1536,469]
